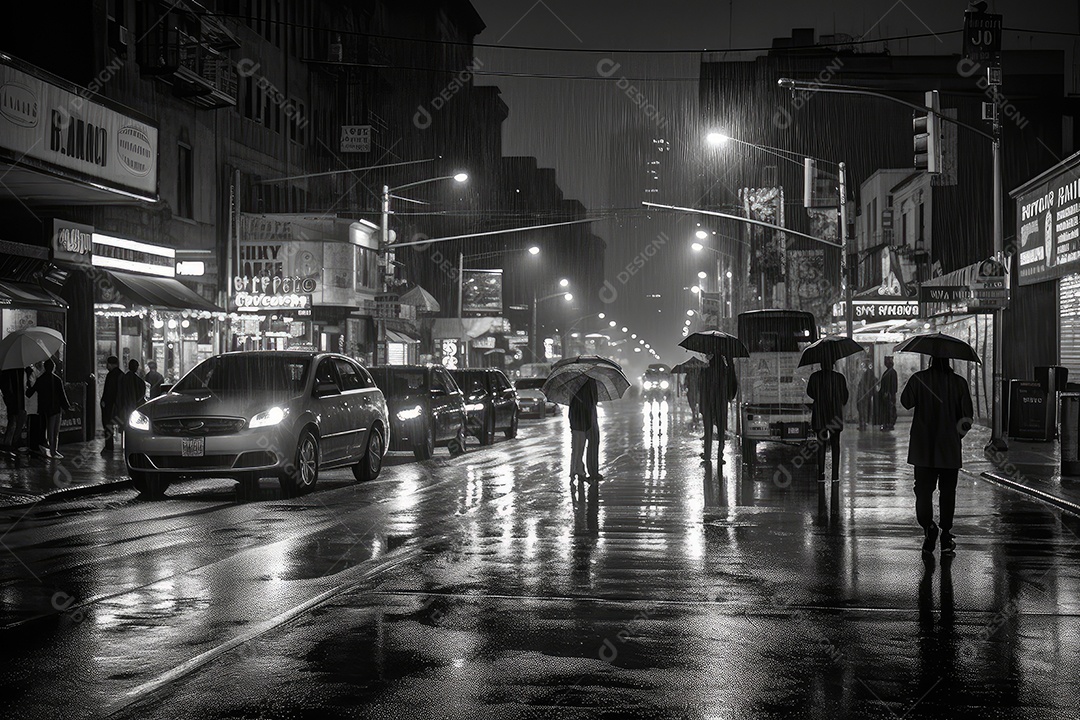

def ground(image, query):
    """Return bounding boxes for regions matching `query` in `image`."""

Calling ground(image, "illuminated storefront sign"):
[234,291,312,311]
[233,275,317,295]
[91,232,174,277]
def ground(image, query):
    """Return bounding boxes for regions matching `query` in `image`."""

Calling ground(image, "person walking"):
[901,356,974,555]
[1,366,31,457]
[806,359,849,482]
[25,358,71,459]
[698,354,738,465]
[568,377,600,489]
[117,359,147,446]
[685,368,701,429]
[145,360,165,399]
[100,356,123,455]
[879,356,898,430]
[856,361,878,431]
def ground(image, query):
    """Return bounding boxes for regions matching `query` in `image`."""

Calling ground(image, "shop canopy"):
[385,329,420,343]
[0,280,67,312]
[101,270,221,313]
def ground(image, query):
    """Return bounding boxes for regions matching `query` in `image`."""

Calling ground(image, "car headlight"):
[465,402,484,412]
[249,406,288,429]
[397,405,423,421]
[128,410,150,431]
[660,380,670,389]
[643,381,653,389]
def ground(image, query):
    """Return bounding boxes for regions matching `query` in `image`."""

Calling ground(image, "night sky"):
[468,0,1076,368]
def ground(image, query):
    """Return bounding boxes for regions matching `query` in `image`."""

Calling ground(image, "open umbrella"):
[0,327,65,370]
[798,336,865,368]
[894,333,982,364]
[543,356,630,404]
[678,330,749,358]
[671,357,707,374]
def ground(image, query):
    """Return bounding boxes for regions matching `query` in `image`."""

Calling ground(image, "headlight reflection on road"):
[641,401,668,478]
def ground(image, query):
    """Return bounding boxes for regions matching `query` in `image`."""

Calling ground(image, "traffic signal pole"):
[839,162,853,340]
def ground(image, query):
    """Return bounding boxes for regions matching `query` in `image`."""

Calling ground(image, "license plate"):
[181,437,205,457]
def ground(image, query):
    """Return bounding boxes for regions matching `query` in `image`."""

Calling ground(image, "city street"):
[2,400,1078,719]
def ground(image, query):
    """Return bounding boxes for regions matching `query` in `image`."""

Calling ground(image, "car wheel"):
[353,426,384,481]
[741,437,756,464]
[413,422,435,461]
[504,410,518,439]
[130,471,169,499]
[448,422,467,457]
[281,429,319,497]
[479,412,495,446]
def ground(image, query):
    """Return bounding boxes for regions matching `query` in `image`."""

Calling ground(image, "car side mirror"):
[314,381,340,397]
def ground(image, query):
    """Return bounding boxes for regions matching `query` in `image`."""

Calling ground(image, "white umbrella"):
[0,327,66,370]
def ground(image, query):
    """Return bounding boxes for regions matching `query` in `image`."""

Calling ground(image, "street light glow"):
[697,271,707,279]
[564,293,573,301]
[631,334,637,339]
[706,131,730,146]
[621,327,628,333]
[609,320,617,327]
[687,310,695,316]
[528,246,540,255]
[695,230,708,240]
[559,278,569,287]
[691,242,704,252]
[453,172,469,183]
[691,285,701,294]
[598,312,606,319]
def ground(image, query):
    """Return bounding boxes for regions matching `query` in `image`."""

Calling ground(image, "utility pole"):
[839,162,853,339]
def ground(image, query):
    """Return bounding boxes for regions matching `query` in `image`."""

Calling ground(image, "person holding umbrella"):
[569,377,600,486]
[697,354,738,465]
[800,336,862,482]
[896,333,977,556]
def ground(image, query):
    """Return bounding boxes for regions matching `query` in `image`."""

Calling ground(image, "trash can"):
[1061,391,1080,476]
[1035,366,1069,440]
[1008,379,1050,441]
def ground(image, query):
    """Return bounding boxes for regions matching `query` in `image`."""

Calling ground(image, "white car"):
[514,377,556,418]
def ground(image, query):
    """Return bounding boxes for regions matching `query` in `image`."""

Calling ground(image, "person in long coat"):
[25,358,71,459]
[568,377,600,486]
[900,356,974,555]
[807,360,849,482]
[685,368,701,428]
[117,359,148,436]
[698,354,738,464]
[855,362,877,431]
[100,355,122,455]
[879,356,898,430]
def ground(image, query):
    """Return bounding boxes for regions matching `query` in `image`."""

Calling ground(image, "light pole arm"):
[645,202,842,249]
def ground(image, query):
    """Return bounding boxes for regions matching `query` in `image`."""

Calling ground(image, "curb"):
[973,469,1080,517]
[0,479,134,510]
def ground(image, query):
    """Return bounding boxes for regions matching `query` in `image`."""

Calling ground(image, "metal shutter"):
[1060,275,1080,378]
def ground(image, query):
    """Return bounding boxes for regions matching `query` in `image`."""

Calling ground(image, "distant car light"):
[128,410,150,431]
[465,402,484,412]
[660,380,670,390]
[250,406,288,428]
[396,405,423,421]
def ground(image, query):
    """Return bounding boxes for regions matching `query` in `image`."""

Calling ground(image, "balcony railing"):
[137,4,237,109]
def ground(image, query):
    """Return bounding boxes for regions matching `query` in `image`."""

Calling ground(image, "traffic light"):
[913,90,942,174]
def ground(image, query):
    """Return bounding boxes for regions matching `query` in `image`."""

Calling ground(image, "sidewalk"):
[0,437,134,508]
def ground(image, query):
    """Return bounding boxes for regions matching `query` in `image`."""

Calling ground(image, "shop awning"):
[0,280,67,311]
[103,271,221,312]
[386,329,419,343]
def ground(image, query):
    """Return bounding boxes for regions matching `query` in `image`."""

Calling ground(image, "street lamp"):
[531,286,573,361]
[528,246,540,255]
[777,76,1006,450]
[695,229,709,240]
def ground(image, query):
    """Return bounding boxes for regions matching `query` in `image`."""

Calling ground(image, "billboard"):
[462,269,503,316]
[740,187,786,292]
[1014,162,1080,286]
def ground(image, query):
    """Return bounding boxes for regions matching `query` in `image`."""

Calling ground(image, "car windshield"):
[173,355,310,395]
[368,368,427,397]
[451,371,486,395]
[515,378,546,390]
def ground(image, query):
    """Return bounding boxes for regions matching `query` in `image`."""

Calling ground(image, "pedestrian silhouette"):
[100,356,123,455]
[879,356,898,430]
[685,368,701,428]
[697,354,738,465]
[807,360,848,482]
[117,359,148,448]
[568,377,600,490]
[856,361,878,431]
[901,356,974,555]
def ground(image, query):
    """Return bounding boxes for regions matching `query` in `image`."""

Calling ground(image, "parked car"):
[125,351,389,499]
[642,363,673,401]
[449,368,519,445]
[514,377,556,418]
[367,365,467,461]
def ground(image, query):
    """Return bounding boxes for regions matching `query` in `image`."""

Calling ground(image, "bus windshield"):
[738,311,818,353]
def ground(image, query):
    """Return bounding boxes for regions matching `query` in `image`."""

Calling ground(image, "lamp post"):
[776,77,1006,450]
[378,172,468,364]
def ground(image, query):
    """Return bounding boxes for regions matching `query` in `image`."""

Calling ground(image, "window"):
[431,370,447,393]
[314,359,338,389]
[177,143,193,219]
[334,359,363,391]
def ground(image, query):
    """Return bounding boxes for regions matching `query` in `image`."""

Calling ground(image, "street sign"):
[340,125,371,153]
[963,11,1002,63]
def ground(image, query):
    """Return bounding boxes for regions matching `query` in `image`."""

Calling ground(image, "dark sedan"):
[368,365,467,460]
[449,368,519,445]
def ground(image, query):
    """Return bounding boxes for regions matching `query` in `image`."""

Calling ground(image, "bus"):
[735,310,819,463]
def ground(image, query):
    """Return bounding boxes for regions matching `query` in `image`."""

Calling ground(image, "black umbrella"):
[678,330,749,358]
[798,336,866,368]
[894,333,982,364]
[552,354,622,370]
[671,357,707,374]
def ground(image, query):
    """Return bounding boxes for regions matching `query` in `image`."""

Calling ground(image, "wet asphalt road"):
[1,400,1079,719]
